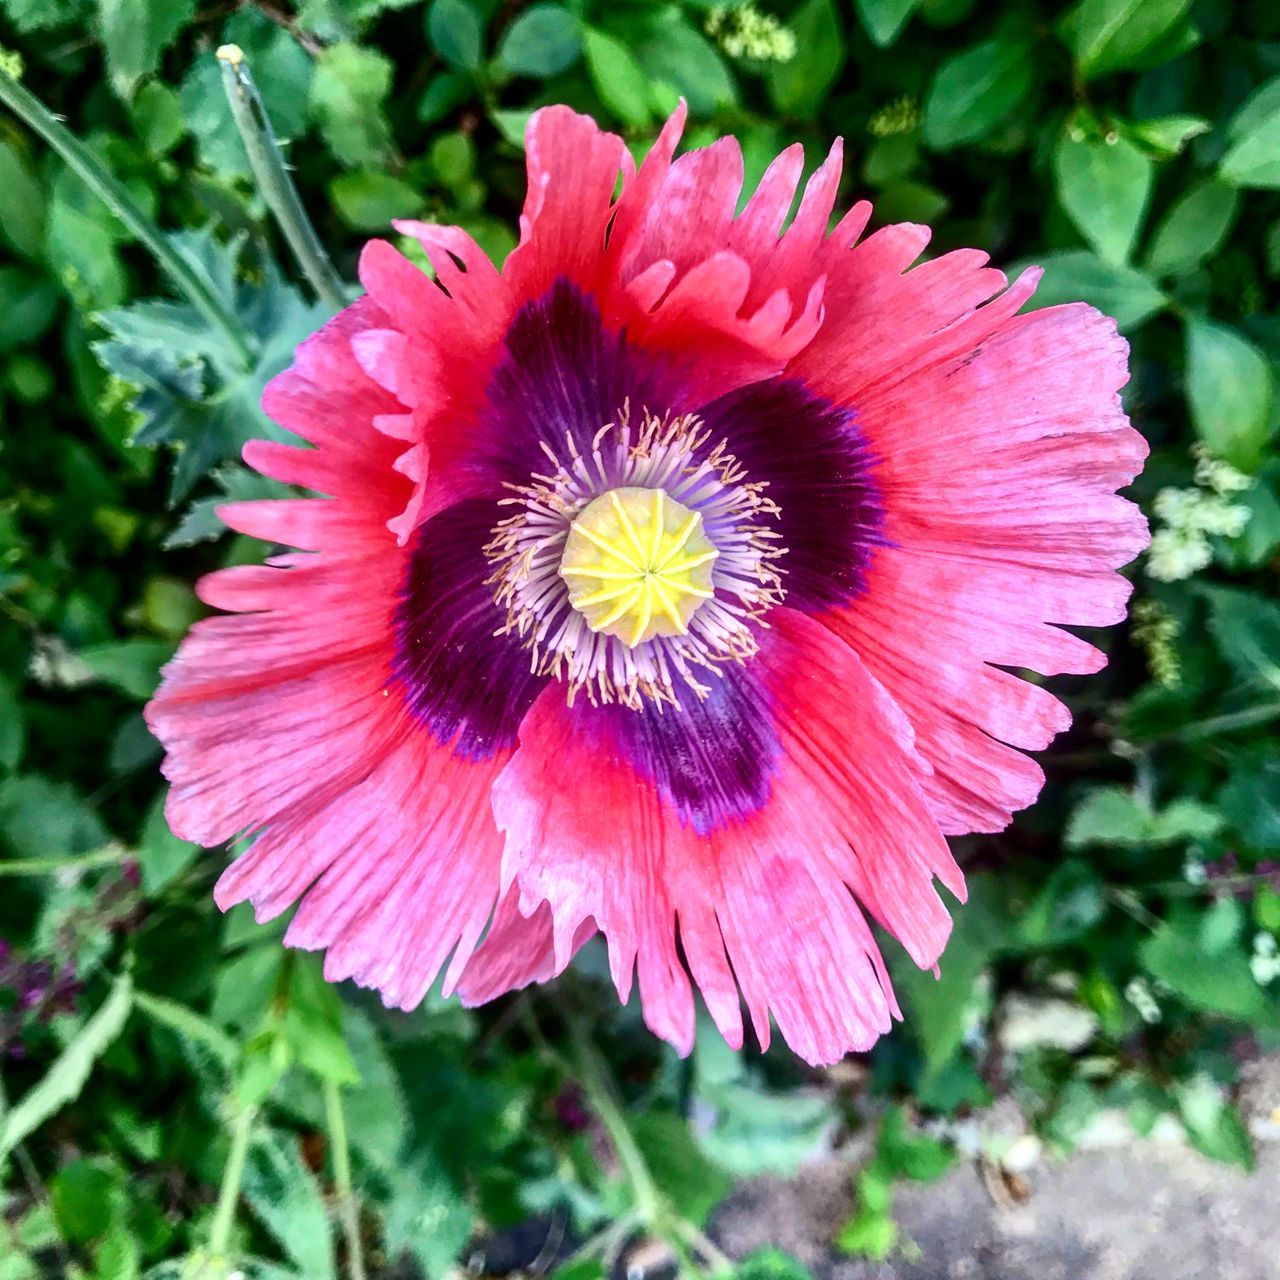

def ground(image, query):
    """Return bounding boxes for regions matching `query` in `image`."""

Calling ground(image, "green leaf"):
[1140,919,1271,1022]
[242,1129,337,1280]
[1065,786,1150,847]
[0,775,108,860]
[381,1155,473,1279]
[1067,0,1193,78]
[94,229,330,499]
[923,37,1034,150]
[129,81,185,156]
[1066,787,1222,848]
[1218,752,1280,852]
[732,1249,817,1280]
[891,876,1008,1079]
[0,265,59,353]
[0,0,90,31]
[1149,799,1225,844]
[765,0,844,119]
[497,3,581,77]
[1202,587,1280,688]
[877,1106,955,1181]
[310,42,396,168]
[94,0,197,99]
[427,0,485,71]
[0,679,24,773]
[138,789,199,893]
[0,140,46,260]
[330,170,424,230]
[50,1160,121,1243]
[1146,180,1239,277]
[132,989,239,1070]
[76,638,173,699]
[854,0,920,47]
[631,11,738,118]
[1185,317,1276,471]
[583,29,652,129]
[1018,860,1106,947]
[1020,250,1167,330]
[164,463,287,548]
[0,969,134,1161]
[692,1018,832,1176]
[1220,76,1280,190]
[1128,113,1209,156]
[45,198,126,309]
[633,1110,734,1226]
[1054,128,1153,264]
[1176,1077,1254,1169]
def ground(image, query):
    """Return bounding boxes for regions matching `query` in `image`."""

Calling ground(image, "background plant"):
[1,0,1278,1276]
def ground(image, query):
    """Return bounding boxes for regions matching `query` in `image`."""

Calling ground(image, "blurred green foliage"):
[1,0,1279,1276]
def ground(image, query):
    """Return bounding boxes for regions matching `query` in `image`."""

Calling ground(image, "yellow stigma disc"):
[559,487,719,647]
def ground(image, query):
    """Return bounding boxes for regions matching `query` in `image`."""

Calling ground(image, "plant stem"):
[0,844,133,877]
[566,1013,664,1228]
[208,1103,257,1262]
[217,44,347,312]
[0,69,257,368]
[323,1078,367,1280]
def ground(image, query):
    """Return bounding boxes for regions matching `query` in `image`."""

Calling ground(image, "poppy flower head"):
[146,104,1148,1066]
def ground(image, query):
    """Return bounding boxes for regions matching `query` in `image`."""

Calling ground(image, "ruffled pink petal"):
[816,301,1148,833]
[215,727,509,1009]
[486,608,959,1066]
[455,896,597,1006]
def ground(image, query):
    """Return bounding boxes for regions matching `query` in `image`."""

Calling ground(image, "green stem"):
[1168,701,1280,743]
[208,1103,257,1262]
[0,844,132,877]
[0,69,257,368]
[567,1014,663,1228]
[323,1078,367,1280]
[217,44,347,312]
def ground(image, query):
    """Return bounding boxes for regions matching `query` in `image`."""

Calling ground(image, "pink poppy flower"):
[146,106,1148,1066]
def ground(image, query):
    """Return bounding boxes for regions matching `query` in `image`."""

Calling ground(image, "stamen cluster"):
[486,406,785,709]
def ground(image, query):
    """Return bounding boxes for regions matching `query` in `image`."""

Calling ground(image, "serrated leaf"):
[1065,786,1151,847]
[132,989,238,1070]
[1140,920,1271,1021]
[0,969,133,1161]
[242,1129,337,1280]
[94,229,330,499]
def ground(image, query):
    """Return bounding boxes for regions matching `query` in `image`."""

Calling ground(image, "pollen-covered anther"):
[560,487,718,647]
[485,405,786,710]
